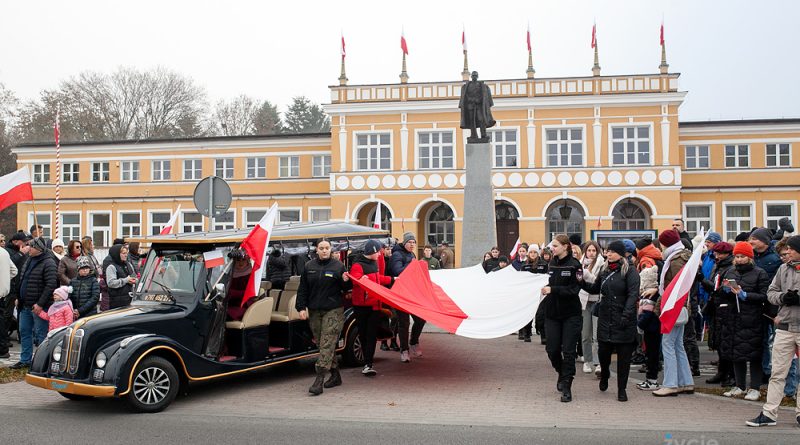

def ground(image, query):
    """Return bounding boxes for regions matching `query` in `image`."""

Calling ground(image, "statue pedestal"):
[460,142,496,268]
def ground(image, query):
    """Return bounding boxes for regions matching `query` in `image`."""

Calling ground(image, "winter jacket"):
[129,253,143,274]
[718,262,770,361]
[267,251,292,285]
[583,261,640,344]
[421,256,441,270]
[544,254,583,320]
[295,257,350,311]
[38,304,74,331]
[388,244,416,277]
[106,245,136,309]
[639,265,659,294]
[18,251,58,309]
[0,247,18,299]
[579,256,605,304]
[57,255,80,285]
[5,246,26,298]
[511,257,525,271]
[521,258,548,274]
[701,255,735,350]
[655,249,692,316]
[755,245,782,318]
[698,251,716,305]
[69,274,100,318]
[349,255,393,310]
[767,263,800,333]
[482,257,500,273]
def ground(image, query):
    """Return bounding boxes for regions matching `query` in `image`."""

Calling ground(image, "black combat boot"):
[309,369,326,395]
[323,368,342,388]
[560,379,573,403]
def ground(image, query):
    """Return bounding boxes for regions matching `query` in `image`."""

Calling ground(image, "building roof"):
[679,118,800,127]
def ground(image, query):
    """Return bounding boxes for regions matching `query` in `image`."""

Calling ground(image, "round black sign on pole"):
[193,176,233,231]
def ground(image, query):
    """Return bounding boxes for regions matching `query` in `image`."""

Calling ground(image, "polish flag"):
[526,22,532,52]
[400,29,409,55]
[373,203,382,229]
[353,261,550,338]
[591,22,597,48]
[659,228,707,334]
[660,22,665,46]
[240,203,278,306]
[597,216,602,229]
[159,205,182,235]
[203,249,225,269]
[508,238,522,260]
[0,167,34,212]
[341,33,346,57]
[462,26,467,51]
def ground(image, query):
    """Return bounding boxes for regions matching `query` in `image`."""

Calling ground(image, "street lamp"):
[559,199,572,220]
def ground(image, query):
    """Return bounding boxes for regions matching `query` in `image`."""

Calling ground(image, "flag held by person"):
[0,167,34,212]
[508,238,522,260]
[159,204,182,235]
[659,228,707,334]
[373,203,381,229]
[240,203,279,306]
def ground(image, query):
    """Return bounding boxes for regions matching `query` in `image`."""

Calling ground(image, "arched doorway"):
[495,201,519,255]
[357,203,392,231]
[424,202,455,247]
[545,199,585,243]
[612,199,650,230]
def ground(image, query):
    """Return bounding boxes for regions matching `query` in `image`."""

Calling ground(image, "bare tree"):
[0,83,20,234]
[210,96,283,136]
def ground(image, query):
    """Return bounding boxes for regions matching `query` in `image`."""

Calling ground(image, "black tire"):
[58,392,92,401]
[342,322,364,367]
[124,356,180,413]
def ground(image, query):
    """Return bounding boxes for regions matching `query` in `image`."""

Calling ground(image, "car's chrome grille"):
[58,328,72,373]
[67,329,84,375]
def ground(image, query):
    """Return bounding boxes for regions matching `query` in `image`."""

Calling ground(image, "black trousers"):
[354,306,381,366]
[643,330,662,380]
[0,297,9,354]
[733,359,763,391]
[519,320,533,338]
[598,341,636,391]
[396,309,425,351]
[683,318,700,370]
[544,315,582,382]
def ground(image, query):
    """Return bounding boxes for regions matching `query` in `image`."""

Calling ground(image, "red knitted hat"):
[658,229,681,248]
[733,241,754,259]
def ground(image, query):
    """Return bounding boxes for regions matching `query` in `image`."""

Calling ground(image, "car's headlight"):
[95,351,107,369]
[52,341,63,362]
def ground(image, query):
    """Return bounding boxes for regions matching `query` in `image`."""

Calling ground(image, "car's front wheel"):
[342,322,365,367]
[124,356,179,413]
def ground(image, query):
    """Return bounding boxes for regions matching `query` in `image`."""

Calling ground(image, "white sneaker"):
[577,356,585,363]
[361,365,377,376]
[594,365,602,377]
[410,344,423,358]
[583,363,593,373]
[637,380,660,391]
[400,350,410,363]
[723,387,745,398]
[744,388,761,401]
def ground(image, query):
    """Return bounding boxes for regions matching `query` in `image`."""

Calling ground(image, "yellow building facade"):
[12,71,800,266]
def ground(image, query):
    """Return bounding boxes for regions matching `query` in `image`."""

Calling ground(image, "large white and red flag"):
[659,228,707,334]
[353,261,550,339]
[400,29,409,55]
[0,167,34,212]
[159,204,182,235]
[373,203,382,229]
[508,238,522,260]
[240,203,278,306]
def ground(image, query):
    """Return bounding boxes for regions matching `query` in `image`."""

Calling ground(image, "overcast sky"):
[2,0,798,121]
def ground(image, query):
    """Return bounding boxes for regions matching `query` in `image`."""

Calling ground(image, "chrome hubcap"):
[133,367,170,405]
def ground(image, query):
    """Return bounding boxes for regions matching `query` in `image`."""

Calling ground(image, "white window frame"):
[246,157,266,179]
[62,162,80,183]
[277,207,302,225]
[27,211,53,238]
[724,144,750,169]
[684,145,710,170]
[425,203,455,246]
[215,158,234,179]
[120,161,140,182]
[722,201,755,242]
[765,143,792,168]
[151,160,171,182]
[312,155,331,177]
[415,128,456,170]
[608,123,654,166]
[32,164,50,184]
[489,127,520,168]
[87,211,112,248]
[353,131,393,171]
[183,159,202,181]
[242,208,268,228]
[212,209,236,231]
[541,124,587,168]
[118,211,142,239]
[60,212,82,243]
[148,209,173,236]
[279,156,300,178]
[308,207,332,223]
[180,211,205,233]
[90,162,109,183]
[682,202,716,238]
[762,200,797,232]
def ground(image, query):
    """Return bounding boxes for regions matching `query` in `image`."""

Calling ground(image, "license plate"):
[49,380,71,391]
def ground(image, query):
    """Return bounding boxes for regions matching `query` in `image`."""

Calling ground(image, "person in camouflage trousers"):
[296,240,351,395]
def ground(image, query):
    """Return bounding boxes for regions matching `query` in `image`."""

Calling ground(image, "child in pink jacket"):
[39,285,75,331]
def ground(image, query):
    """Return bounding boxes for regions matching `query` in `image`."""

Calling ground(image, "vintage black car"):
[25,222,393,412]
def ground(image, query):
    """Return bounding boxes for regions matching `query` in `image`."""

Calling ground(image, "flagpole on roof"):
[461,24,469,81]
[339,30,348,86]
[53,106,62,241]
[28,164,40,233]
[399,26,409,83]
[592,20,601,77]
[526,21,535,79]
[659,18,669,74]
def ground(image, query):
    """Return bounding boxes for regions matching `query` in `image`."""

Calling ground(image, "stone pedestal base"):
[460,142,496,267]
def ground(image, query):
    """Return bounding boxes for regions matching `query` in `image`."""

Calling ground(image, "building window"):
[725,145,749,168]
[244,209,266,228]
[279,156,300,178]
[309,208,331,223]
[121,161,139,182]
[355,133,391,170]
[183,159,202,180]
[120,212,141,238]
[766,143,791,167]
[213,211,235,231]
[152,160,171,181]
[365,204,391,230]
[612,201,649,230]
[545,200,585,243]
[426,203,454,246]
[490,129,517,168]
[62,163,80,183]
[60,213,81,243]
[546,128,583,167]
[724,204,752,241]
[765,203,793,231]
[215,158,234,179]
[89,212,111,248]
[29,212,52,238]
[611,126,651,165]
[91,162,109,182]
[150,212,171,236]
[684,205,712,238]
[32,164,50,183]
[312,155,331,177]
[246,157,265,178]
[685,146,709,169]
[182,212,203,233]
[277,209,301,224]
[418,131,454,169]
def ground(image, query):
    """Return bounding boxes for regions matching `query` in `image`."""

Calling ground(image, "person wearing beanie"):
[735,232,750,242]
[635,238,664,391]
[607,240,627,258]
[69,257,100,319]
[733,241,755,259]
[747,228,783,388]
[37,285,74,332]
[388,232,425,362]
[51,238,65,261]
[621,239,636,264]
[569,233,582,247]
[658,229,681,250]
[700,232,724,309]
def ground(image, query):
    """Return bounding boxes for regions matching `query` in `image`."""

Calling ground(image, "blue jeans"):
[661,324,693,388]
[19,307,48,364]
[784,358,799,397]
[762,322,773,375]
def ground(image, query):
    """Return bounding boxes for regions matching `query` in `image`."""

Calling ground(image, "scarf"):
[659,242,685,295]
[48,296,74,317]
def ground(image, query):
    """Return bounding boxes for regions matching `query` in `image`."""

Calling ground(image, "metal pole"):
[208,177,215,232]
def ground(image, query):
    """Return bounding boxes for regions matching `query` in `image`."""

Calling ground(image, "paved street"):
[1,331,797,444]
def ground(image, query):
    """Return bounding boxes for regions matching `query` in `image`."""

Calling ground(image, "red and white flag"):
[373,203,382,229]
[0,167,34,212]
[203,249,225,269]
[659,228,707,334]
[591,22,597,48]
[596,216,602,229]
[400,29,409,55]
[508,238,522,260]
[461,26,467,51]
[660,22,665,46]
[159,204,182,235]
[526,22,532,52]
[240,203,278,306]
[341,33,346,57]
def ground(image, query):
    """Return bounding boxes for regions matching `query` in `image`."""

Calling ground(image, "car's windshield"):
[135,249,207,297]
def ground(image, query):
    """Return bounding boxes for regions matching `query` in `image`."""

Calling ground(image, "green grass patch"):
[0,367,27,384]
[695,386,795,407]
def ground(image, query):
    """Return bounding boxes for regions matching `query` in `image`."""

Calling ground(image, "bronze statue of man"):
[459,71,496,142]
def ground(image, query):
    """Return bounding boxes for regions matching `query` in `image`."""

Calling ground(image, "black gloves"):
[782,290,800,306]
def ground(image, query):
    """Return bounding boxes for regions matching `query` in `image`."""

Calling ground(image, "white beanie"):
[52,238,65,249]
[529,243,540,254]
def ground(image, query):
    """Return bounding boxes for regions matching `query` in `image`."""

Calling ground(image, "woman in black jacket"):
[541,234,583,403]
[718,242,770,401]
[582,241,640,401]
[700,242,736,386]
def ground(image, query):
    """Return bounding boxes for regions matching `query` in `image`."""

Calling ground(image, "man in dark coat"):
[749,227,784,380]
[702,242,736,386]
[389,232,425,362]
[458,71,496,141]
